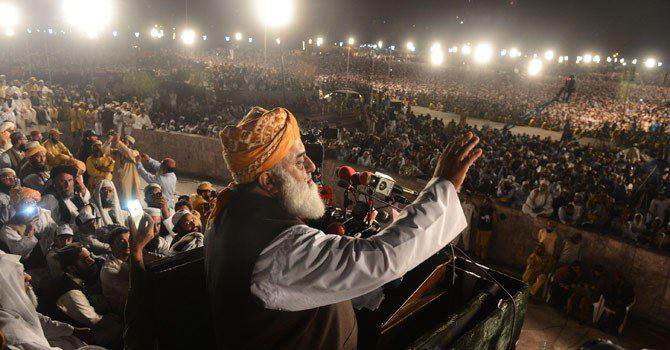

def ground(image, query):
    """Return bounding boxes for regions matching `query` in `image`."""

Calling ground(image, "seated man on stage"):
[205,107,482,349]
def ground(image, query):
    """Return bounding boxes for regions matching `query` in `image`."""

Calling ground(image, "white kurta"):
[250,177,466,312]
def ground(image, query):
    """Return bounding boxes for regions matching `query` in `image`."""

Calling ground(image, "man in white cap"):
[168,209,203,256]
[143,207,175,257]
[0,121,16,153]
[0,131,28,170]
[0,168,16,224]
[45,225,75,278]
[91,180,128,227]
[522,179,555,218]
[74,207,110,256]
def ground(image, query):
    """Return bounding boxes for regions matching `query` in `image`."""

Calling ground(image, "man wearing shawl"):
[0,252,89,349]
[205,107,482,349]
[91,180,129,227]
[108,135,141,209]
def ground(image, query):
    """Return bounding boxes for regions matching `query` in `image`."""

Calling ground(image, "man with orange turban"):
[204,107,482,349]
[18,142,50,192]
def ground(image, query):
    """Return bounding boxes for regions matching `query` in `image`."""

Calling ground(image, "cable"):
[452,245,518,350]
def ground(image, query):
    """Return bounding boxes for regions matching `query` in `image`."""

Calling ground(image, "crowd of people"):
[0,44,668,348]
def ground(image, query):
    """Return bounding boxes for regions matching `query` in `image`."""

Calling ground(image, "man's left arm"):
[251,177,466,311]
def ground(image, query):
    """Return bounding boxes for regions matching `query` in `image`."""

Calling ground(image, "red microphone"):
[336,165,356,183]
[357,171,373,186]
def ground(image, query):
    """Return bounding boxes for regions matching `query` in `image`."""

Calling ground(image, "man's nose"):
[305,156,316,174]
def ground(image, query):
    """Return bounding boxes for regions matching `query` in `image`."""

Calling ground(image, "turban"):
[10,187,42,206]
[210,107,301,224]
[219,107,300,184]
[162,158,176,170]
[24,142,47,158]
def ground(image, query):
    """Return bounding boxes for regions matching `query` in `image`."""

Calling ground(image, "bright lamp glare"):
[509,48,521,58]
[583,54,592,63]
[0,3,19,31]
[500,49,507,57]
[63,0,113,38]
[474,43,493,64]
[632,58,637,65]
[430,43,444,66]
[181,29,196,45]
[316,37,323,47]
[377,40,383,49]
[150,27,164,39]
[348,37,354,45]
[528,58,543,76]
[461,44,471,55]
[406,42,415,52]
[255,0,293,28]
[235,32,242,41]
[544,50,554,61]
[275,37,281,45]
[593,55,601,63]
[644,58,656,68]
[558,56,564,63]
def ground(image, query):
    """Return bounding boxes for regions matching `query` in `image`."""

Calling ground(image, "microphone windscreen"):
[337,166,356,182]
[350,172,361,186]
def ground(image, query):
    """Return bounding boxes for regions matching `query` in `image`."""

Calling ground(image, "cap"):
[83,130,100,138]
[56,225,74,237]
[124,135,136,145]
[197,181,214,191]
[162,158,176,169]
[0,168,16,176]
[24,142,47,158]
[0,122,15,133]
[48,129,63,136]
[171,209,191,227]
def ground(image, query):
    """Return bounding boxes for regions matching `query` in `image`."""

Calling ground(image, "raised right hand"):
[432,132,483,191]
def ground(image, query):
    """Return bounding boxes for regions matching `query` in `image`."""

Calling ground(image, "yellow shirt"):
[86,155,115,189]
[43,139,74,167]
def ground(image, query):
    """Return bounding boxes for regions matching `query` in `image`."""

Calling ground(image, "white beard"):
[273,167,325,220]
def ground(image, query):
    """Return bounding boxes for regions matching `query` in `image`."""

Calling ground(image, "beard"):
[101,197,114,208]
[273,167,325,220]
[25,284,39,308]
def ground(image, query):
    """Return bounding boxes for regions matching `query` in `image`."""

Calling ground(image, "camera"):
[368,172,396,197]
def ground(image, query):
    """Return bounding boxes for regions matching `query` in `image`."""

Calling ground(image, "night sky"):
[17,0,670,57]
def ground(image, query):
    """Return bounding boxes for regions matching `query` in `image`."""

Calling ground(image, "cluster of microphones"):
[336,165,418,199]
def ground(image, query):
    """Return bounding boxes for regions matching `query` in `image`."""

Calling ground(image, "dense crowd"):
[0,44,668,348]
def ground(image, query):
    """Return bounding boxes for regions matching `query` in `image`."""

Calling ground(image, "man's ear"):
[258,171,280,195]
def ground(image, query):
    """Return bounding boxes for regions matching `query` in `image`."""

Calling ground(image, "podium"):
[145,248,528,349]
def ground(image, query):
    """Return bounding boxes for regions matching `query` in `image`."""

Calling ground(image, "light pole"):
[255,0,293,65]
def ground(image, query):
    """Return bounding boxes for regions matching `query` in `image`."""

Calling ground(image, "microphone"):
[391,184,419,197]
[336,165,356,183]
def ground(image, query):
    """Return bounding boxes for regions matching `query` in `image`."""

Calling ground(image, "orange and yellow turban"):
[210,107,301,223]
[219,107,300,184]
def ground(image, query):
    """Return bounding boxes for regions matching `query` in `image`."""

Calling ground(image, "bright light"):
[150,27,164,39]
[181,29,196,45]
[255,0,293,28]
[377,40,383,49]
[583,54,592,63]
[248,37,253,43]
[606,56,612,63]
[658,62,662,67]
[527,58,543,76]
[593,55,601,63]
[307,38,312,45]
[0,3,19,33]
[202,35,207,41]
[620,58,625,64]
[558,56,564,63]
[225,36,230,41]
[500,49,507,57]
[474,43,493,64]
[316,37,323,47]
[235,32,242,41]
[632,58,637,65]
[509,48,521,58]
[134,32,140,38]
[275,37,281,45]
[406,41,416,52]
[112,30,117,37]
[348,37,355,45]
[430,43,444,66]
[644,58,656,68]
[63,0,113,38]
[544,50,554,61]
[461,44,471,55]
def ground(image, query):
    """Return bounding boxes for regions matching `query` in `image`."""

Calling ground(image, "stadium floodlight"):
[527,58,543,76]
[593,55,601,63]
[248,37,253,43]
[255,0,293,28]
[406,41,416,52]
[202,35,207,41]
[0,3,19,35]
[430,43,444,66]
[620,58,625,64]
[576,56,583,64]
[316,36,323,47]
[509,48,521,58]
[275,37,281,45]
[348,37,355,45]
[235,32,242,41]
[461,44,471,55]
[474,43,493,64]
[112,30,118,37]
[583,54,592,63]
[606,56,612,63]
[544,50,554,61]
[644,58,656,68]
[622,62,627,66]
[150,27,164,39]
[63,0,113,38]
[500,49,507,57]
[558,56,564,63]
[307,38,312,45]
[658,62,663,67]
[377,40,383,49]
[181,29,196,45]
[632,58,637,65]
[133,32,140,38]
